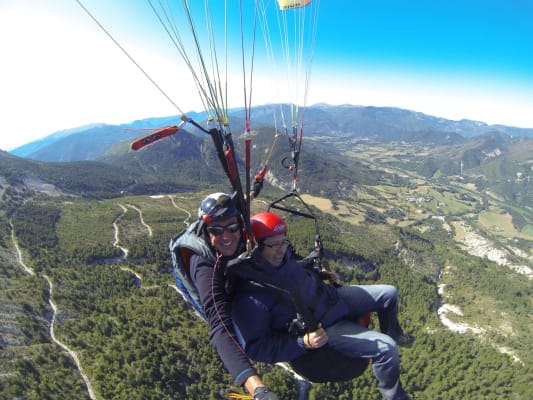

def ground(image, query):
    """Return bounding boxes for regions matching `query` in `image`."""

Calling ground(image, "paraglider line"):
[75,0,185,115]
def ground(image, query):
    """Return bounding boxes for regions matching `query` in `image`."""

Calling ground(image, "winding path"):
[120,267,141,283]
[111,207,152,289]
[44,275,97,400]
[10,220,34,276]
[126,203,153,237]
[168,195,192,226]
[112,205,129,259]
[9,220,97,399]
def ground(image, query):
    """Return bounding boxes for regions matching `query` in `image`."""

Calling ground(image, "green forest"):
[1,185,532,399]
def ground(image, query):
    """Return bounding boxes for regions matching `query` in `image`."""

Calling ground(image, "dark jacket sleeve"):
[231,291,307,363]
[190,254,257,385]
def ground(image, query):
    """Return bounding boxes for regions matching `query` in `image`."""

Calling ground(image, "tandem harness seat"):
[289,346,369,383]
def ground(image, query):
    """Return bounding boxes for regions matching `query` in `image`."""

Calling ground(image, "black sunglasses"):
[207,222,240,236]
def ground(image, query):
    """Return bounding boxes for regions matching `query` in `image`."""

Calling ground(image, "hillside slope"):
[1,183,531,399]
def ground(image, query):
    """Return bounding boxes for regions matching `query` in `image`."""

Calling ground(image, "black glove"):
[253,386,279,400]
[299,249,321,270]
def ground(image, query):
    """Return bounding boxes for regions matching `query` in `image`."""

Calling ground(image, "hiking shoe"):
[396,334,415,348]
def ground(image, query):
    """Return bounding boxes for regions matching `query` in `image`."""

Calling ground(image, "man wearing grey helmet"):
[184,193,278,400]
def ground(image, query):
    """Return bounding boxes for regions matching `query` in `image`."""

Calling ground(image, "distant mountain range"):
[2,103,531,208]
[10,104,533,162]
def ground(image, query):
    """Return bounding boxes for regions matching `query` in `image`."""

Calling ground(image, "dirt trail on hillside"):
[44,275,97,400]
[120,266,142,284]
[168,195,192,226]
[113,205,129,259]
[9,221,96,399]
[126,204,153,237]
[10,220,35,276]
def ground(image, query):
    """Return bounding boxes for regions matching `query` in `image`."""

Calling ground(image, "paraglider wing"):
[130,123,184,151]
[277,0,312,10]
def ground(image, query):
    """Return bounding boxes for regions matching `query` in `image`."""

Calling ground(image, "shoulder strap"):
[230,255,319,332]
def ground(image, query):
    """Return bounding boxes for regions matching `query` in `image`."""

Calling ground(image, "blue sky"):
[1,0,532,151]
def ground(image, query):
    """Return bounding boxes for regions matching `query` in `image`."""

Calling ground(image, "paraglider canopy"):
[277,0,312,10]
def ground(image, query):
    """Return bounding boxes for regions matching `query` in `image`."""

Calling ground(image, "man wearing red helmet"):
[186,193,278,400]
[228,211,413,400]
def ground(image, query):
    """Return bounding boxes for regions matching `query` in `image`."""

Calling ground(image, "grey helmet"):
[198,192,240,224]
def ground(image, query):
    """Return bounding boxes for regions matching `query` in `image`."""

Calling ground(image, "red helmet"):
[251,212,287,242]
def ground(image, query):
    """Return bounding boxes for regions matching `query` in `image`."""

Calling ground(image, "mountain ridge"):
[9,104,533,161]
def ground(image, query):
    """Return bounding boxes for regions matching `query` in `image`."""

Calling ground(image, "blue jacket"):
[227,248,350,363]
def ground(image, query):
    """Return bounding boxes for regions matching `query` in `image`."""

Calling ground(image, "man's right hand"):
[303,323,328,349]
[253,386,279,400]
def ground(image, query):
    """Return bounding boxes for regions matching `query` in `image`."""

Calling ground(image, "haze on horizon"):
[1,0,532,151]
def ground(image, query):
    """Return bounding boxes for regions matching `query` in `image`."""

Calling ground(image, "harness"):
[230,253,333,335]
[171,226,371,384]
[169,220,214,320]
[229,252,371,383]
